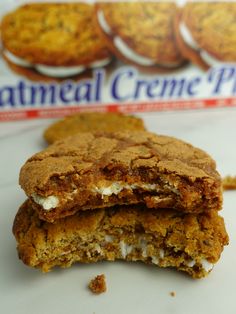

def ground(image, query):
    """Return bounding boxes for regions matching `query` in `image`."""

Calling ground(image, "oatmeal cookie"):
[1,3,111,78]
[13,200,229,278]
[44,112,146,144]
[19,131,222,222]
[95,2,186,72]
[175,2,236,70]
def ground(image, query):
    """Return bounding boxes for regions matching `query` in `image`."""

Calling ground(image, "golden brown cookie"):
[44,112,146,144]
[176,2,236,70]
[13,200,229,278]
[95,2,186,72]
[1,3,111,79]
[19,131,222,222]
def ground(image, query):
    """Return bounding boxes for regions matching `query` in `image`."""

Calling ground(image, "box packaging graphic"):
[0,0,236,121]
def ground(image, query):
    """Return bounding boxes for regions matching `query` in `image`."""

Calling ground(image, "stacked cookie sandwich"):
[13,131,228,278]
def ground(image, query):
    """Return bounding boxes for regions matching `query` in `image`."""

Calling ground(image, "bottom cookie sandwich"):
[13,200,228,278]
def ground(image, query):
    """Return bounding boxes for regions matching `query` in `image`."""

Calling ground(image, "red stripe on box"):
[0,97,236,121]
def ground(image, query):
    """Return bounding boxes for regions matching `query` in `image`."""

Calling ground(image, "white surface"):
[0,108,236,314]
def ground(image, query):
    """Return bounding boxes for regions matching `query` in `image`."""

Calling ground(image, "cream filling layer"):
[32,194,59,211]
[3,49,111,77]
[32,181,179,211]
[97,10,112,35]
[90,58,111,68]
[119,239,165,260]
[4,49,33,68]
[179,22,199,51]
[179,22,224,67]
[98,10,170,67]
[92,182,159,199]
[35,65,86,77]
[113,37,156,66]
[117,240,213,271]
[201,258,214,272]
[186,258,213,272]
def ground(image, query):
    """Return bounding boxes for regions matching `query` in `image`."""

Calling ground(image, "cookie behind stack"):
[44,112,146,144]
[14,131,229,278]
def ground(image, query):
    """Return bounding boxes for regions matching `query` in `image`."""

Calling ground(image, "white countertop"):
[1,108,236,314]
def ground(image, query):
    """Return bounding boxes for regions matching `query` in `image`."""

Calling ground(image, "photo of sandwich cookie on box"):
[14,131,229,278]
[95,1,186,73]
[175,2,236,71]
[0,3,112,81]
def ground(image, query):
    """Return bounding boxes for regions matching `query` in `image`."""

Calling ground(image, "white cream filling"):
[35,64,86,78]
[3,50,33,68]
[32,188,78,210]
[98,10,156,66]
[179,22,224,67]
[105,235,114,243]
[139,239,148,258]
[159,249,164,259]
[120,241,133,258]
[97,10,113,35]
[119,238,165,262]
[104,236,213,272]
[32,181,174,211]
[186,258,214,272]
[179,22,199,51]
[90,58,111,69]
[114,37,156,66]
[200,50,225,68]
[32,182,159,210]
[131,183,158,191]
[151,256,159,265]
[201,259,214,272]
[3,49,111,77]
[93,183,124,198]
[32,194,59,211]
[98,10,180,68]
[187,259,196,268]
[92,182,159,198]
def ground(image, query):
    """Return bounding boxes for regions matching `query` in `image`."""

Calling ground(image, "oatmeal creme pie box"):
[0,0,236,121]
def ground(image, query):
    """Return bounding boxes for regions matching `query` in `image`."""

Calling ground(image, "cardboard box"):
[0,0,236,121]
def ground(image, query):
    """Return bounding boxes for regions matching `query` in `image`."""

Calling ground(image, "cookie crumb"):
[89,274,106,294]
[170,291,176,297]
[223,176,236,190]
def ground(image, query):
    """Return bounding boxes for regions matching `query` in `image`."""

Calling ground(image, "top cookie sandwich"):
[1,3,111,78]
[19,131,222,222]
[95,2,185,71]
[176,2,236,70]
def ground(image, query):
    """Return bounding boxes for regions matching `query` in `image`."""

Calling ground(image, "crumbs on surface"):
[170,291,176,297]
[222,176,236,190]
[89,274,107,294]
